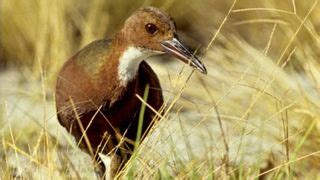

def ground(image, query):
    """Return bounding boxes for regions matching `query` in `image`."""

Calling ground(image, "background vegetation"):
[1,0,320,179]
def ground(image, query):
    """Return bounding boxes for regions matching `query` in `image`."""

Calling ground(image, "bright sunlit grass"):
[1,0,320,179]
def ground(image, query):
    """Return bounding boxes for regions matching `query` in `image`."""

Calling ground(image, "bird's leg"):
[98,146,131,179]
[97,153,121,179]
[110,154,122,179]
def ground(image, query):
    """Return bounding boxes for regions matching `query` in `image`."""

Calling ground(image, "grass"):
[1,0,320,179]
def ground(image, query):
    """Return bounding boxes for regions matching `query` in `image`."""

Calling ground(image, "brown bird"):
[55,6,206,178]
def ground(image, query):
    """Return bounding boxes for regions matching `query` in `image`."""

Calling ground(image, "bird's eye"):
[145,23,157,34]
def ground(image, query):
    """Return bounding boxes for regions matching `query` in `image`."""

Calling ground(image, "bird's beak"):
[161,36,207,74]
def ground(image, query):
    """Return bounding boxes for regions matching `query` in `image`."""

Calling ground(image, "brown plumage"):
[55,6,206,178]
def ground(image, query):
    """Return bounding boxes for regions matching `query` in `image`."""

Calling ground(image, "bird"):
[55,6,206,178]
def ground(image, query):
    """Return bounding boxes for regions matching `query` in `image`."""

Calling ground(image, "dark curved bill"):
[161,37,207,74]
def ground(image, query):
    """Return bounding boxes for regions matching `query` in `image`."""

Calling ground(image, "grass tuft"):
[1,0,320,179]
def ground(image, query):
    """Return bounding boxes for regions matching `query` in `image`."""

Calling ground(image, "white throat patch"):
[118,47,161,86]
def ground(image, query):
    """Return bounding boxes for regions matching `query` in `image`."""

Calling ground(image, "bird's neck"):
[109,33,161,87]
[118,47,156,86]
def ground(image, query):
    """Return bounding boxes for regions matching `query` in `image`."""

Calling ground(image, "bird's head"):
[119,6,207,74]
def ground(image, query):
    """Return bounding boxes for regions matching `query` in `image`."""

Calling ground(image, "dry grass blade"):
[255,150,320,178]
[1,0,320,179]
